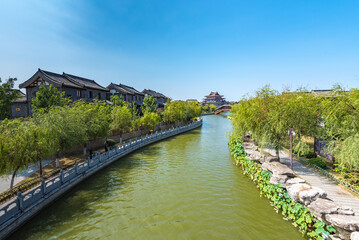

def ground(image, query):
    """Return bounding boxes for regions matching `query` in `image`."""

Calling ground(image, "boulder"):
[262,161,295,177]
[270,174,289,185]
[351,232,359,240]
[326,214,359,232]
[285,177,306,187]
[307,198,354,220]
[261,151,280,163]
[298,187,327,205]
[286,183,311,202]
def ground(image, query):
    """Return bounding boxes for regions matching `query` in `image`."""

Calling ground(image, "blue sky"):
[0,0,359,101]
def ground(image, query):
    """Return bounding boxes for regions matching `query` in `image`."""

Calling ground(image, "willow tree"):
[39,106,87,167]
[163,101,201,124]
[0,119,38,189]
[321,87,359,169]
[231,86,321,158]
[73,100,111,155]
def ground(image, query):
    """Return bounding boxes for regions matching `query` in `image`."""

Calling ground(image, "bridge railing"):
[0,119,202,228]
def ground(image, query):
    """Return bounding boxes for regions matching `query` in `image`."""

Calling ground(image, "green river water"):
[9,115,303,240]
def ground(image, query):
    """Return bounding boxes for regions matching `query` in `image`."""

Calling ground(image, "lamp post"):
[289,128,296,170]
[290,128,293,170]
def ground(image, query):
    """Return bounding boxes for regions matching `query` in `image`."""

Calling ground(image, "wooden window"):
[77,90,81,98]
[89,91,93,98]
[98,92,101,100]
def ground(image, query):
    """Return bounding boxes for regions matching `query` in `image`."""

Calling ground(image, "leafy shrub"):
[105,139,117,147]
[303,151,316,159]
[308,158,327,169]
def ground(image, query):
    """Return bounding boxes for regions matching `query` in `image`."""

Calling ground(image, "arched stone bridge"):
[215,105,232,114]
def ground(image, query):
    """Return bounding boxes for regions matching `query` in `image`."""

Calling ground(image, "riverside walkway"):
[265,148,359,214]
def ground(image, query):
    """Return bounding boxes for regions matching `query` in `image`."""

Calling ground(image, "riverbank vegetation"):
[229,137,336,239]
[0,87,202,190]
[230,85,359,188]
[202,104,217,113]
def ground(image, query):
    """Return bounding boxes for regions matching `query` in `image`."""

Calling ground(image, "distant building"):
[202,92,227,107]
[18,68,109,116]
[10,90,28,118]
[311,89,333,96]
[107,83,145,106]
[142,89,168,108]
[186,99,199,103]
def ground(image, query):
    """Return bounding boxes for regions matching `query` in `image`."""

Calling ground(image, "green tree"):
[32,85,69,112]
[72,100,111,155]
[110,105,132,138]
[140,112,161,132]
[202,104,217,113]
[39,105,87,167]
[142,96,157,114]
[0,77,20,120]
[110,94,126,107]
[231,86,321,158]
[320,86,359,169]
[163,100,201,124]
[0,119,38,189]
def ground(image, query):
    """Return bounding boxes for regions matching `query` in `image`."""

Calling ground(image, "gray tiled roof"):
[120,84,144,95]
[41,70,84,89]
[108,83,144,95]
[142,89,167,98]
[19,69,85,89]
[13,90,27,103]
[63,73,108,91]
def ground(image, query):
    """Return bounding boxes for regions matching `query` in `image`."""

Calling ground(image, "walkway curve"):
[265,148,359,214]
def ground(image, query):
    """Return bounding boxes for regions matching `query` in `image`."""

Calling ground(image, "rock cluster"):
[242,142,359,240]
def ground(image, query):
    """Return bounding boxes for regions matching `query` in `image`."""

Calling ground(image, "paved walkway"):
[0,160,53,193]
[265,148,359,214]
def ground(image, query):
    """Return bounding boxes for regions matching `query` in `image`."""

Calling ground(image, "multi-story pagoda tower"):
[202,92,227,107]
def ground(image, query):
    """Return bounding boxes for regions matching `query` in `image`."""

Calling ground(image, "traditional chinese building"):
[142,89,168,108]
[202,92,227,107]
[107,83,145,106]
[18,68,109,116]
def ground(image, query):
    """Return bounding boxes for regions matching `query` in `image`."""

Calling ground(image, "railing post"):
[60,169,64,183]
[88,156,91,168]
[75,162,79,174]
[17,191,23,211]
[41,178,46,195]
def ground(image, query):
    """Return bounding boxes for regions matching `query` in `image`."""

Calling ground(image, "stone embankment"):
[243,142,359,240]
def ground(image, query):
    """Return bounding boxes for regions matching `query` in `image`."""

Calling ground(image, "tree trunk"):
[39,159,42,176]
[10,166,20,190]
[275,146,280,161]
[83,143,87,156]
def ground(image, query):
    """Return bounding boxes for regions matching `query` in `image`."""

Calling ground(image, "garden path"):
[265,148,359,214]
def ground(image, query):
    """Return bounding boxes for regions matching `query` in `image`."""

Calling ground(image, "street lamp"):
[289,128,296,170]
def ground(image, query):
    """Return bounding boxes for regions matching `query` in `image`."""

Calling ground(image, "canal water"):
[9,115,303,240]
